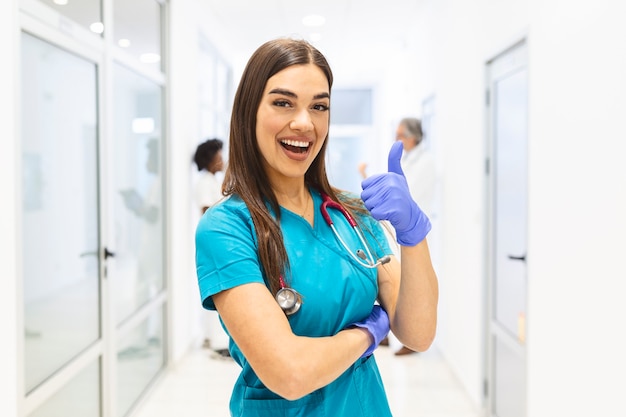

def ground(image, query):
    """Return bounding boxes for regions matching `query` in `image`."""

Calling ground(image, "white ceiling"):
[41,0,425,79]
[202,0,424,71]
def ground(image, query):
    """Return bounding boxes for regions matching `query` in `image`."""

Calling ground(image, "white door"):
[21,32,102,416]
[485,40,528,417]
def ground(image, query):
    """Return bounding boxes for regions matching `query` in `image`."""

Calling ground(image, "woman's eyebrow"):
[269,88,296,98]
[268,88,329,100]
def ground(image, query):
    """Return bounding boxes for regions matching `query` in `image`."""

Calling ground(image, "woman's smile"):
[279,137,312,160]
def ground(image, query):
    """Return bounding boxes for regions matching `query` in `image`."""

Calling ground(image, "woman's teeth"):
[280,139,310,153]
[281,139,310,149]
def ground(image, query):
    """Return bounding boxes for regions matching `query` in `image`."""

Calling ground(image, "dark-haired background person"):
[193,138,225,214]
[193,138,230,357]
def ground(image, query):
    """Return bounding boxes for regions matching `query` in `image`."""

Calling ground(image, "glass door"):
[21,31,101,416]
[110,62,165,417]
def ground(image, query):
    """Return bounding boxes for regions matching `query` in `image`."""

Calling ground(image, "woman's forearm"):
[214,284,372,400]
[377,239,438,351]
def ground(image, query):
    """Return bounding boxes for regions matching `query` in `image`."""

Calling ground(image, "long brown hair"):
[222,38,364,295]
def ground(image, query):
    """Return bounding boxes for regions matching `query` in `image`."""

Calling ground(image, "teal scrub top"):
[195,189,394,417]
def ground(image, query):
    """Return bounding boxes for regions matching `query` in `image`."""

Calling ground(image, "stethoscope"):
[275,192,391,315]
[320,193,391,269]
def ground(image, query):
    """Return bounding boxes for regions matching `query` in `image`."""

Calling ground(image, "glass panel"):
[27,360,101,417]
[330,89,372,125]
[215,60,230,112]
[112,63,164,325]
[21,32,100,392]
[116,309,165,417]
[198,35,232,141]
[327,136,365,194]
[36,0,103,37]
[198,41,216,138]
[114,0,162,71]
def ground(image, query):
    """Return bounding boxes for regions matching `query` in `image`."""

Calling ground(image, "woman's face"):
[208,150,224,174]
[255,64,330,186]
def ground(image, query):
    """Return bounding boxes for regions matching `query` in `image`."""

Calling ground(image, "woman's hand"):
[346,305,390,358]
[361,142,431,246]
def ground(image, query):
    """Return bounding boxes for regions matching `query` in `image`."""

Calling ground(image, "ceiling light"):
[302,14,326,27]
[140,53,161,64]
[132,118,155,134]
[118,39,131,48]
[53,0,69,5]
[89,22,104,34]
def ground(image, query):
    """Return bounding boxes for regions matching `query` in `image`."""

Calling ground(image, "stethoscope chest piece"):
[275,287,302,316]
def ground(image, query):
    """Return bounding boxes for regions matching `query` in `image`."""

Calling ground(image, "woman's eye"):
[273,100,291,108]
[313,103,329,111]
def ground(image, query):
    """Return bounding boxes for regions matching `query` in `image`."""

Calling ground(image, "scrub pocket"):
[231,384,325,417]
[349,356,393,417]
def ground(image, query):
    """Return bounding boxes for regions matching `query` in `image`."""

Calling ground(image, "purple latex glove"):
[361,141,431,246]
[348,305,390,358]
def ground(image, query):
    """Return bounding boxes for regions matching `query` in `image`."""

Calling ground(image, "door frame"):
[484,37,529,417]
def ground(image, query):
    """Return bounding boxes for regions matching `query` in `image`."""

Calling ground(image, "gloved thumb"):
[387,141,405,176]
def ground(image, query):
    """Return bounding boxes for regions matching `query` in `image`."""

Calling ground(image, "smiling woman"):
[256,63,330,181]
[194,38,438,417]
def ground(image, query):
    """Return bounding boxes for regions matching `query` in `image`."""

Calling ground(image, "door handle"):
[508,254,526,262]
[104,247,116,259]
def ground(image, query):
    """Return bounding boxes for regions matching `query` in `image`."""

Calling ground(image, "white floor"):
[132,342,483,417]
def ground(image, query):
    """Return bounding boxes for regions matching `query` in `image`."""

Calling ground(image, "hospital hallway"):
[133,343,480,417]
[4,0,626,416]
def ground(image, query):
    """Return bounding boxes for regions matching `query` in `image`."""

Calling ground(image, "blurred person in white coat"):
[193,138,229,356]
[392,117,436,355]
[358,117,436,355]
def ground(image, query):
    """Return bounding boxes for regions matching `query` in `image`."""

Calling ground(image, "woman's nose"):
[289,109,313,132]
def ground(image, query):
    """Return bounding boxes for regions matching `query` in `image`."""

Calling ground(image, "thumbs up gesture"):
[361,142,431,246]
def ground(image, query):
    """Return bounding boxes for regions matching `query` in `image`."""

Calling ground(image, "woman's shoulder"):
[209,194,246,212]
[197,195,253,232]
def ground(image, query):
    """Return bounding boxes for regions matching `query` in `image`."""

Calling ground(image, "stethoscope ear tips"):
[380,255,391,265]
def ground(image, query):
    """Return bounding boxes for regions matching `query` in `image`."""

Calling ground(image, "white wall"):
[0,1,19,416]
[526,1,626,415]
[0,1,20,416]
[167,0,204,363]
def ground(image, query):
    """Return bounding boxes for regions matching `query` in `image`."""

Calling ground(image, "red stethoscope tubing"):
[320,195,358,227]
[320,193,390,269]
